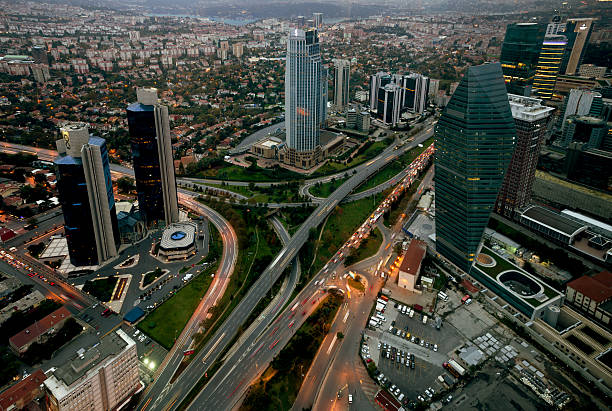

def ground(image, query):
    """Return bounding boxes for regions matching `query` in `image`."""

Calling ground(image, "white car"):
[348,394,353,404]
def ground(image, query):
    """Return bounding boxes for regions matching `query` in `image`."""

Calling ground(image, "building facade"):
[495,94,554,218]
[400,73,429,114]
[285,28,326,158]
[560,18,595,75]
[434,63,516,272]
[533,35,568,100]
[559,89,603,130]
[55,123,119,266]
[333,59,350,109]
[127,88,179,226]
[377,83,401,126]
[499,23,546,96]
[369,71,391,111]
[44,330,140,411]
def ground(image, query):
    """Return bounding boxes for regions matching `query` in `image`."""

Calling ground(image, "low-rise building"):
[0,369,47,410]
[158,222,197,261]
[565,271,612,328]
[398,239,427,291]
[0,290,46,324]
[9,306,72,354]
[44,330,140,411]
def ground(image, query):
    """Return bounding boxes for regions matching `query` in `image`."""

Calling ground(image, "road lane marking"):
[327,334,338,355]
[343,310,350,323]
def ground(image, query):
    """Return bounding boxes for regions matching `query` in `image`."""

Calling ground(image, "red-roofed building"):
[0,227,16,243]
[566,271,612,328]
[398,239,427,291]
[0,369,46,410]
[9,306,72,354]
[374,389,403,411]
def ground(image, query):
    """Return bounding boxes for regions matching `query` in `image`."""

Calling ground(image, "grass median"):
[240,291,344,411]
[137,224,222,350]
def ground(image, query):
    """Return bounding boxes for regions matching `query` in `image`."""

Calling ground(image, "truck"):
[444,359,466,377]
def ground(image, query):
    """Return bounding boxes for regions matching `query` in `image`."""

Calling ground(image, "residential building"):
[500,22,546,95]
[31,45,48,65]
[0,369,47,410]
[284,29,327,168]
[495,94,554,218]
[44,330,140,411]
[9,306,71,354]
[398,239,427,291]
[377,83,401,126]
[578,64,606,78]
[127,87,179,226]
[55,123,120,266]
[565,271,612,328]
[232,43,244,58]
[533,35,567,100]
[369,71,391,111]
[560,18,595,75]
[333,59,350,109]
[434,63,516,272]
[357,111,370,132]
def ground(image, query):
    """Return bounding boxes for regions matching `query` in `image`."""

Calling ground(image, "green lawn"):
[196,164,301,182]
[137,225,222,350]
[310,140,388,178]
[83,276,118,302]
[240,292,343,411]
[203,182,306,204]
[276,205,317,236]
[345,228,383,266]
[309,177,348,198]
[142,269,164,287]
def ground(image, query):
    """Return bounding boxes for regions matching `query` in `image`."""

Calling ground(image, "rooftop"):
[520,205,587,238]
[9,306,72,350]
[399,238,427,276]
[45,330,132,396]
[507,94,555,122]
[0,369,46,410]
[568,272,612,303]
[160,222,196,250]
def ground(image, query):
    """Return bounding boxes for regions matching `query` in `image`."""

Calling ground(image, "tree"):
[116,176,135,194]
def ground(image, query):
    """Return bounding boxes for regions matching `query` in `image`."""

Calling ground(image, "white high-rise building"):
[377,83,402,126]
[333,59,350,109]
[44,330,140,411]
[313,12,323,28]
[560,89,602,130]
[369,71,390,111]
[285,28,325,152]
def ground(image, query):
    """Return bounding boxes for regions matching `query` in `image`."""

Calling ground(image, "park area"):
[83,276,118,302]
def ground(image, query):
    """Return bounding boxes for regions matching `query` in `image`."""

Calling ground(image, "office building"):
[495,95,554,218]
[55,123,119,266]
[428,79,440,97]
[560,18,595,75]
[297,16,305,28]
[44,330,140,411]
[377,83,401,126]
[357,110,371,132]
[579,64,607,78]
[533,35,567,100]
[313,12,323,28]
[434,63,516,272]
[559,89,603,129]
[563,142,612,191]
[127,88,179,226]
[333,59,350,109]
[401,73,429,114]
[284,29,327,169]
[369,71,391,111]
[560,116,608,149]
[499,23,546,95]
[554,74,598,96]
[346,109,357,128]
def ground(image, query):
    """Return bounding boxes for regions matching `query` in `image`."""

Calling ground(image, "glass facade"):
[56,157,98,266]
[434,63,516,272]
[127,103,165,225]
[533,36,567,100]
[500,23,546,96]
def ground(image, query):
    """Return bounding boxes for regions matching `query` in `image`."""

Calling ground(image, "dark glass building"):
[434,63,516,272]
[500,23,546,96]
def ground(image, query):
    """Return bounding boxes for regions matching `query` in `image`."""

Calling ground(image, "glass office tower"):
[127,88,179,227]
[434,63,516,272]
[533,35,567,100]
[500,23,546,96]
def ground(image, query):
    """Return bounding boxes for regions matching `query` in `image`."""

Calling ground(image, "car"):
[390,384,397,391]
[394,388,401,396]
[420,339,425,346]
[377,343,381,349]
[348,394,353,404]
[410,336,416,343]
[446,395,453,403]
[425,342,430,349]
[433,344,438,352]
[418,395,425,402]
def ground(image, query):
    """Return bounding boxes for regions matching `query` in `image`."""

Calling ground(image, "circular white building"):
[158,222,197,261]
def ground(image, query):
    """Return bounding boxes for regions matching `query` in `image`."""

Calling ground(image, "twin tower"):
[55,88,178,267]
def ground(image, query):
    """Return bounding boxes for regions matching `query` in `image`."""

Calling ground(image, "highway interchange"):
[0,120,434,411]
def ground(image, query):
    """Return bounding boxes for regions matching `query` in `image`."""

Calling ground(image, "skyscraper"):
[560,18,595,75]
[434,63,516,272]
[285,28,325,155]
[333,59,350,109]
[369,71,391,111]
[377,83,401,126]
[127,88,179,227]
[313,12,323,28]
[559,89,603,130]
[533,35,567,100]
[499,23,546,96]
[55,123,119,266]
[401,73,430,114]
[495,94,554,218]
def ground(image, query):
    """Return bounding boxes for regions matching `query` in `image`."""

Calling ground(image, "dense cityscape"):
[0,0,611,410]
